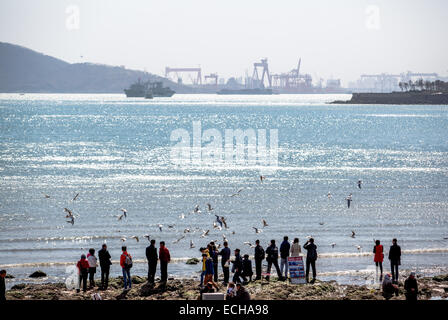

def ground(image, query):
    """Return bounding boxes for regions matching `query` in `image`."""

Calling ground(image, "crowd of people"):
[0,235,419,301]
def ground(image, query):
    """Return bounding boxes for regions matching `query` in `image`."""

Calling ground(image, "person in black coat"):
[254,240,265,280]
[98,244,112,290]
[235,283,251,301]
[404,272,418,301]
[242,254,253,283]
[218,241,231,284]
[0,270,6,301]
[146,239,158,284]
[265,240,283,281]
[388,238,401,283]
[232,249,244,284]
[303,238,318,283]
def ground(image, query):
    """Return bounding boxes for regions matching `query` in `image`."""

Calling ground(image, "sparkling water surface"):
[1,93,447,288]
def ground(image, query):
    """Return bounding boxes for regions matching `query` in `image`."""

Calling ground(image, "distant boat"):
[217,88,275,95]
[124,79,175,98]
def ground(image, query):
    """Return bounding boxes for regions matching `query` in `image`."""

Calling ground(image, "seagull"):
[64,208,74,218]
[168,225,175,229]
[193,205,201,213]
[230,188,244,197]
[221,217,228,229]
[72,193,79,201]
[43,193,50,199]
[66,216,75,225]
[157,224,163,232]
[243,241,253,247]
[319,222,325,226]
[327,192,332,199]
[120,209,127,218]
[184,228,191,233]
[222,234,228,242]
[201,230,210,238]
[231,231,236,235]
[207,203,214,211]
[215,215,223,228]
[351,230,356,238]
[331,243,336,248]
[346,194,353,208]
[260,176,265,183]
[173,235,185,244]
[190,240,195,248]
[120,237,126,242]
[253,227,262,234]
[356,245,362,252]
[117,214,124,221]
[179,213,185,219]
[213,222,222,230]
[131,236,139,242]
[262,219,268,227]
[143,234,151,241]
[357,180,362,189]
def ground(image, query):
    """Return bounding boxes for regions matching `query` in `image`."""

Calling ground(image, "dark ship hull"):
[124,80,175,97]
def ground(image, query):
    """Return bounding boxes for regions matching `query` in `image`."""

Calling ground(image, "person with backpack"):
[254,239,265,280]
[373,239,384,280]
[98,243,112,290]
[146,239,158,284]
[87,248,98,289]
[120,246,132,290]
[232,248,243,284]
[303,238,318,284]
[218,241,231,285]
[280,236,290,280]
[388,238,401,283]
[265,240,283,281]
[76,254,90,292]
[159,241,171,283]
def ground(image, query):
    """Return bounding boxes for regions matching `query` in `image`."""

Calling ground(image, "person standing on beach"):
[76,254,90,292]
[87,248,98,289]
[218,241,231,285]
[159,241,171,283]
[290,238,301,257]
[0,270,6,301]
[146,239,158,285]
[209,242,219,283]
[280,236,290,281]
[404,272,418,301]
[373,240,384,280]
[254,240,265,281]
[303,238,318,284]
[120,246,132,290]
[265,240,283,281]
[98,244,111,290]
[232,248,243,284]
[388,238,401,283]
[242,254,253,283]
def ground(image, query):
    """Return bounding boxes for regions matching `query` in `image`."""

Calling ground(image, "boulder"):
[29,270,47,278]
[186,258,200,265]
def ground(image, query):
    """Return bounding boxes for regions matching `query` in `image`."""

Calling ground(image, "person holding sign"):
[303,238,318,284]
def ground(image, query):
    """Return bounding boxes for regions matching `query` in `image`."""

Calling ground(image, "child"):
[76,254,90,292]
[87,248,98,288]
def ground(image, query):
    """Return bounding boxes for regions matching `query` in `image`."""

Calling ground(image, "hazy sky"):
[1,0,447,84]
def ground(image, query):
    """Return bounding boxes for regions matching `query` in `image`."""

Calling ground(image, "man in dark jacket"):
[388,238,401,283]
[209,242,219,282]
[146,239,158,284]
[0,270,6,301]
[235,283,251,301]
[232,249,244,284]
[303,238,317,283]
[404,272,418,301]
[265,240,283,281]
[280,236,290,280]
[254,239,265,281]
[159,241,171,283]
[98,244,112,290]
[218,241,231,285]
[242,254,253,283]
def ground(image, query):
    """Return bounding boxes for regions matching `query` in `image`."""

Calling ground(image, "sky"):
[0,0,447,85]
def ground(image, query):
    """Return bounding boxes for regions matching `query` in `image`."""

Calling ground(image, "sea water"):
[0,93,447,288]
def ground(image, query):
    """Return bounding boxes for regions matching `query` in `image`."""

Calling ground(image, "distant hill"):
[0,42,190,93]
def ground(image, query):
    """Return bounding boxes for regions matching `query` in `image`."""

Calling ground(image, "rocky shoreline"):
[331,92,448,105]
[5,274,448,300]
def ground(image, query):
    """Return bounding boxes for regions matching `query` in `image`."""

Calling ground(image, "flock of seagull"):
[41,175,374,254]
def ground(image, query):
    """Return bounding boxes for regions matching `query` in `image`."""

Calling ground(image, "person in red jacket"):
[159,241,171,283]
[120,246,132,290]
[373,239,384,280]
[76,254,90,292]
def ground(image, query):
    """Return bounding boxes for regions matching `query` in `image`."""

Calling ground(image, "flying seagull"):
[72,193,79,201]
[262,219,268,227]
[43,193,50,199]
[131,236,139,242]
[260,176,265,183]
[157,224,163,232]
[253,227,262,234]
[120,209,127,218]
[351,230,356,238]
[190,240,195,248]
[201,230,210,238]
[143,234,151,241]
[327,192,332,199]
[215,215,223,228]
[357,180,362,189]
[207,203,214,211]
[230,188,244,197]
[331,243,336,248]
[346,194,353,208]
[173,235,185,244]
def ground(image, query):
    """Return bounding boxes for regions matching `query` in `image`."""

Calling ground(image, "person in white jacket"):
[87,248,98,289]
[290,238,302,257]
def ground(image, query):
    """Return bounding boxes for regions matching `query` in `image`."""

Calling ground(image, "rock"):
[11,283,27,290]
[29,270,47,278]
[186,258,200,265]
[5,274,15,279]
[131,275,146,284]
[432,275,448,282]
